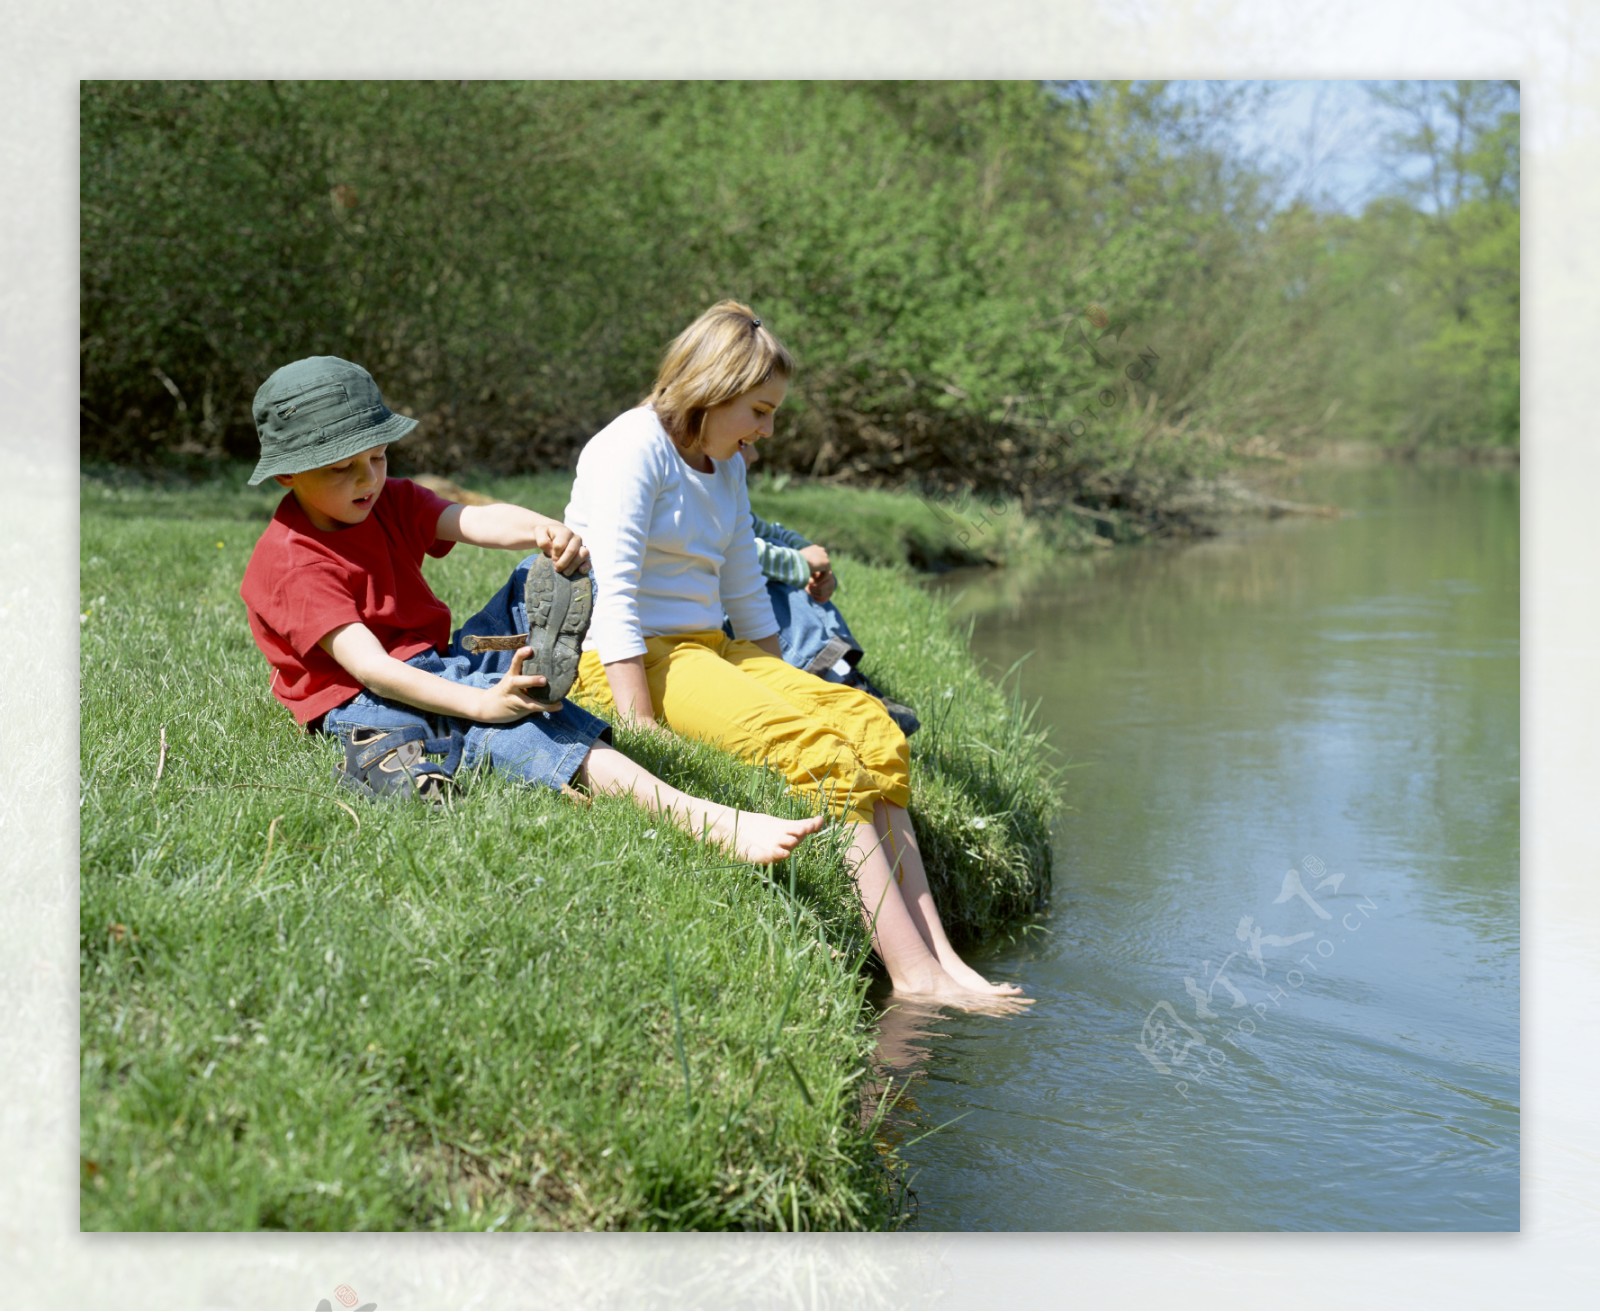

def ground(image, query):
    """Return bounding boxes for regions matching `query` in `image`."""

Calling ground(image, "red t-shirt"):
[240,477,456,726]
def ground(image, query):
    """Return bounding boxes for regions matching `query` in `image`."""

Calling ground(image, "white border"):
[15,2,1595,1307]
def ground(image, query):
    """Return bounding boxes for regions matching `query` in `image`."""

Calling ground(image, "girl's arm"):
[573,417,669,719]
[435,502,588,573]
[721,471,781,644]
[601,655,661,730]
[322,622,557,723]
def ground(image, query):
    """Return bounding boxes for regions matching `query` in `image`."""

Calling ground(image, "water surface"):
[886,463,1519,1231]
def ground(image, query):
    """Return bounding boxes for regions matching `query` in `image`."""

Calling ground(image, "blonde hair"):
[646,300,796,452]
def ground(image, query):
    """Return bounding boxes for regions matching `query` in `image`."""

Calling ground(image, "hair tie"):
[751,317,762,329]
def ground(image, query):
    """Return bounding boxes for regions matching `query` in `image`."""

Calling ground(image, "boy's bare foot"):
[708,809,826,865]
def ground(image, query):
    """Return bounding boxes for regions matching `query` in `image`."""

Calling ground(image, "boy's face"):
[274,444,388,531]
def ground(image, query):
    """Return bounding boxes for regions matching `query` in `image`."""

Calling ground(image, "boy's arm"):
[748,512,831,596]
[751,514,812,553]
[435,502,588,573]
[754,531,813,587]
[322,622,558,723]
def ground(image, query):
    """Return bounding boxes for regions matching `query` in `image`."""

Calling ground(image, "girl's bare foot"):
[937,955,1028,997]
[708,809,825,865]
[889,963,1034,1010]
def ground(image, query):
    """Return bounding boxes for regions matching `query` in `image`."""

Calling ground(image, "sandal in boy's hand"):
[459,554,594,702]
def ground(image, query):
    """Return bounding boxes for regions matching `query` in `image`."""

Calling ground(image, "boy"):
[737,447,920,736]
[239,355,821,864]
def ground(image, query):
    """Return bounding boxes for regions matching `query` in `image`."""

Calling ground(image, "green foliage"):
[1213,81,1520,452]
[80,79,1518,530]
[81,82,340,461]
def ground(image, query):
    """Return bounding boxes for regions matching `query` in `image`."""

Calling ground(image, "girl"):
[565,301,1025,1004]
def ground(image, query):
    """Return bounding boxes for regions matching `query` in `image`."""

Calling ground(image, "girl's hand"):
[537,521,589,574]
[473,648,562,722]
[623,710,670,737]
[602,654,666,735]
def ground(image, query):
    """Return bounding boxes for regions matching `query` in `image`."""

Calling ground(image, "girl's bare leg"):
[577,744,822,865]
[877,802,1028,997]
[846,819,976,1000]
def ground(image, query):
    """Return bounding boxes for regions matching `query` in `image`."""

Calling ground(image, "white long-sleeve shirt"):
[565,406,779,663]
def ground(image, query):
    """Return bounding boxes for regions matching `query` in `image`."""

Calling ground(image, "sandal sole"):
[522,557,594,703]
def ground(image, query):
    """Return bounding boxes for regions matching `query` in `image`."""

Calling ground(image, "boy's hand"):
[474,647,563,722]
[800,543,831,575]
[437,504,589,571]
[801,543,836,603]
[322,623,562,727]
[536,522,588,574]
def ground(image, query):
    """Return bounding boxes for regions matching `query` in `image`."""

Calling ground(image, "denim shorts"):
[319,554,611,792]
[764,578,862,677]
[721,578,864,678]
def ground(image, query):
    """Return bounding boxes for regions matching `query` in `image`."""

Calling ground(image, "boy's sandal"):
[460,555,594,703]
[846,671,922,737]
[337,726,458,804]
[522,554,593,703]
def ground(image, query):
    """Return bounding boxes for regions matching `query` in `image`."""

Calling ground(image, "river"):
[881,461,1520,1232]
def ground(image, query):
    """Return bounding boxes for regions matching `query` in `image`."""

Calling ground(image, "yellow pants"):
[574,632,910,824]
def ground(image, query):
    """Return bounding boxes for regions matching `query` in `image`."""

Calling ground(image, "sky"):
[1228,80,1409,211]
[1171,78,1519,214]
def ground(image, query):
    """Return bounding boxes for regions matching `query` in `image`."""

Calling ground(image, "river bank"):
[78,466,1056,1231]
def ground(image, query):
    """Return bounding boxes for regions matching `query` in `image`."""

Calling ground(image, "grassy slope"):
[79,468,1056,1230]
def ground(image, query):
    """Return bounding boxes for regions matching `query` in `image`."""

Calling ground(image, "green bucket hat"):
[248,356,419,485]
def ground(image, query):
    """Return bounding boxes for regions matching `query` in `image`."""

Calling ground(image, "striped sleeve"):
[750,513,812,552]
[752,517,812,586]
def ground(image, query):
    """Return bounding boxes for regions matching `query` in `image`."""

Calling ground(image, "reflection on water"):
[886,463,1520,1231]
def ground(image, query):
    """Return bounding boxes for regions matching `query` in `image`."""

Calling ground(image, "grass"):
[77,456,1098,568]
[79,465,1058,1230]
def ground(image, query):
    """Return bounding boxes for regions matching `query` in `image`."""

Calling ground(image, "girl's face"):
[697,375,788,465]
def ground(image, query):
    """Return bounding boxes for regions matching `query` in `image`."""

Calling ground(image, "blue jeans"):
[723,582,864,681]
[729,579,864,681]
[320,555,610,791]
